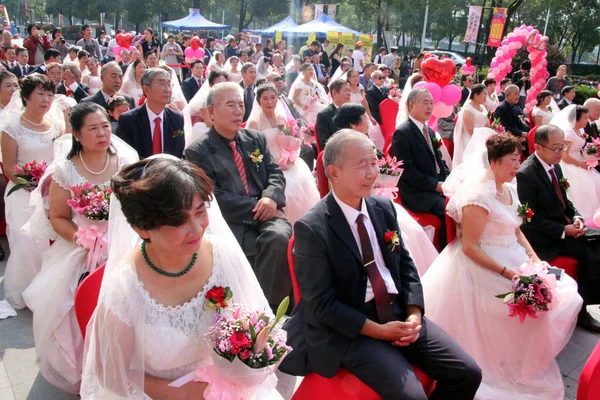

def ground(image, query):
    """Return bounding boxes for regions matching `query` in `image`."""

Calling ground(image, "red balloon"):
[191,37,201,51]
[116,33,132,48]
[420,58,457,88]
[466,57,473,66]
[424,53,435,59]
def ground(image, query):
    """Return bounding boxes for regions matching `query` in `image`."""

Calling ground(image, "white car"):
[428,51,467,68]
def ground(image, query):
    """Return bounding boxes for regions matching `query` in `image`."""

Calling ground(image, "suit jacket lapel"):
[137,106,152,156]
[325,194,362,265]
[207,128,250,195]
[238,130,265,191]
[408,119,435,159]
[532,156,561,204]
[365,199,396,278]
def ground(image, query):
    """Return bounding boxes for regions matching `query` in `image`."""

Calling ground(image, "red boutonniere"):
[173,129,184,138]
[559,177,570,191]
[431,137,443,149]
[583,132,590,141]
[383,230,400,251]
[205,286,232,311]
[517,203,534,223]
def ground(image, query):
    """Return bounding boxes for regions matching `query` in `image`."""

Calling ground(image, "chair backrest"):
[442,138,454,160]
[527,126,538,155]
[380,99,399,152]
[287,235,302,305]
[74,264,106,339]
[445,196,457,244]
[578,341,600,400]
[316,151,329,198]
[315,127,323,155]
[0,162,8,185]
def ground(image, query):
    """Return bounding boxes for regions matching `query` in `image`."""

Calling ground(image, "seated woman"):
[422,134,582,399]
[552,105,600,220]
[332,103,438,276]
[483,77,499,113]
[532,90,555,127]
[121,59,147,106]
[224,55,242,83]
[288,63,328,125]
[246,83,319,224]
[81,157,283,399]
[23,102,138,393]
[82,57,102,95]
[453,83,492,166]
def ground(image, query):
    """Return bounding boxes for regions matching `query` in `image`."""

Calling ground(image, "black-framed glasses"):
[536,142,567,154]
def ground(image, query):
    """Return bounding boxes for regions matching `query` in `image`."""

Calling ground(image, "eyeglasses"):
[152,82,174,90]
[536,143,567,154]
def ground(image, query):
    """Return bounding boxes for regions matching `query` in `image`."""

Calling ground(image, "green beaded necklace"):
[141,241,198,277]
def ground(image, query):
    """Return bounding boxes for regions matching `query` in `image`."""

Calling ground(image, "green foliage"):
[569,65,600,78]
[574,84,599,104]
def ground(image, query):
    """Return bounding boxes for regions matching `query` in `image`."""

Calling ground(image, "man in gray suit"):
[185,82,292,309]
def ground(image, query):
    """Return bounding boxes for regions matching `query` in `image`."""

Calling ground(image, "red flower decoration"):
[230,332,251,349]
[383,230,400,251]
[205,286,232,311]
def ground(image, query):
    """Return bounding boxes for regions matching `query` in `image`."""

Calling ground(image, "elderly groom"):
[282,130,481,399]
[185,82,292,309]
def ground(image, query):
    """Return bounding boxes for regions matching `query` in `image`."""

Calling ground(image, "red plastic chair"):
[527,126,538,155]
[316,151,329,198]
[315,127,323,155]
[442,138,454,160]
[287,237,436,399]
[379,99,399,153]
[549,255,578,280]
[393,192,442,251]
[577,340,600,400]
[74,264,106,338]
[444,197,457,245]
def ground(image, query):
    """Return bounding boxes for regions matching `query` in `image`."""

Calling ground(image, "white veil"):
[120,62,142,102]
[289,68,329,107]
[396,73,419,127]
[549,104,577,136]
[182,80,216,147]
[256,56,271,79]
[81,155,271,399]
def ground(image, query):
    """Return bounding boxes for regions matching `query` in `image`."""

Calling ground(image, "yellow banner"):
[325,31,342,54]
[275,31,282,44]
[359,34,374,61]
[307,32,316,45]
[341,33,356,50]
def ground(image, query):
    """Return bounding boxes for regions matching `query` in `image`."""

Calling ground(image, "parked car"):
[428,51,467,68]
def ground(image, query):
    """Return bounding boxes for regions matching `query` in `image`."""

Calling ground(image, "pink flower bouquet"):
[6,160,47,197]
[583,138,600,169]
[495,261,558,323]
[67,182,112,269]
[388,85,402,102]
[169,296,292,399]
[490,118,506,134]
[373,155,404,200]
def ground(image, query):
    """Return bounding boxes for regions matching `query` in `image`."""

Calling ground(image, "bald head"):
[584,98,600,121]
[101,61,124,95]
[504,84,520,105]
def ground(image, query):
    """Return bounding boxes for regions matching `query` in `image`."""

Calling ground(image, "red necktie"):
[549,168,572,224]
[152,117,162,155]
[66,89,73,96]
[356,214,395,323]
[228,141,249,195]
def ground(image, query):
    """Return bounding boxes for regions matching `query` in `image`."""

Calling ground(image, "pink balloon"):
[425,82,443,102]
[441,84,461,105]
[515,42,523,49]
[593,210,600,228]
[413,81,427,89]
[488,73,496,79]
[496,50,504,57]
[433,102,453,118]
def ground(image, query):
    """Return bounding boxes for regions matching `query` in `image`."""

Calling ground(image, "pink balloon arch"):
[487,25,550,115]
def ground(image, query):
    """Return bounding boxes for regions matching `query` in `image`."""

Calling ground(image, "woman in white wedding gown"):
[1,75,65,310]
[288,63,328,125]
[453,84,492,166]
[22,103,138,393]
[246,83,319,225]
[532,90,555,127]
[422,134,582,399]
[121,60,147,106]
[81,157,284,399]
[551,105,600,220]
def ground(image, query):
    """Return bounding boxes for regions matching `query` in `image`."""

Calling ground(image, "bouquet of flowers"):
[373,155,404,200]
[583,137,600,169]
[169,293,292,399]
[6,160,47,197]
[388,84,402,102]
[495,261,558,323]
[67,182,112,270]
[490,118,506,134]
[276,118,303,170]
[299,122,316,146]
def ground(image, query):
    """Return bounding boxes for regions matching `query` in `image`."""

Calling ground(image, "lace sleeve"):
[447,179,494,224]
[2,118,20,140]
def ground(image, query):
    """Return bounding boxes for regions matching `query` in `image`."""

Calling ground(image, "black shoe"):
[0,245,5,261]
[578,310,600,334]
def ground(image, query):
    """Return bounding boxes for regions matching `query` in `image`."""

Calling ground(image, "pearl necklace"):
[80,152,110,175]
[496,185,506,196]
[21,114,44,127]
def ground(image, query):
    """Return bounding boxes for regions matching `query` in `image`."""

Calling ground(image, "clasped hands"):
[565,218,586,238]
[379,310,422,347]
[252,197,286,222]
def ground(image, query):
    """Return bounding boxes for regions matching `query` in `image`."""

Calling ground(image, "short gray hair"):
[505,84,520,95]
[241,62,256,74]
[61,63,80,74]
[206,82,243,108]
[407,88,430,109]
[584,97,600,108]
[323,129,374,179]
[101,61,121,77]
[141,68,171,87]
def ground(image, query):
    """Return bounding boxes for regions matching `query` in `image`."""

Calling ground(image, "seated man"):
[282,130,481,399]
[316,79,351,150]
[517,125,600,333]
[365,70,389,125]
[392,88,449,246]
[81,61,135,110]
[493,84,529,142]
[185,82,292,309]
[558,86,576,110]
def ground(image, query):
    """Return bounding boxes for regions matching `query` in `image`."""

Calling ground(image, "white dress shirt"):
[332,190,399,302]
[409,116,427,134]
[101,90,112,105]
[146,104,165,153]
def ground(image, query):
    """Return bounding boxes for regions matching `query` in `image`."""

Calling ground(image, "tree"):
[429,0,468,50]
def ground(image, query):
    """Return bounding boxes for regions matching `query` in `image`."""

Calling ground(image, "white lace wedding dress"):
[22,152,135,393]
[2,119,60,309]
[289,80,326,125]
[453,102,492,166]
[422,180,582,399]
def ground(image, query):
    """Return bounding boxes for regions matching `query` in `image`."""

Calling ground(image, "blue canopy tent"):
[162,9,231,30]
[282,14,360,37]
[244,16,298,36]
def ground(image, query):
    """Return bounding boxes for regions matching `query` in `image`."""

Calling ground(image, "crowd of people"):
[0,22,598,400]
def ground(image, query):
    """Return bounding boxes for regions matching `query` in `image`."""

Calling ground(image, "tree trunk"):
[376,0,383,48]
[447,36,455,51]
[115,11,120,30]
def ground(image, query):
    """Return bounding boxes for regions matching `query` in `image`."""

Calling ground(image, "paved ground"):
[0,236,597,399]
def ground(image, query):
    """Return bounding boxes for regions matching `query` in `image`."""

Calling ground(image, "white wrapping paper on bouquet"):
[169,352,282,400]
[373,173,401,200]
[74,215,109,271]
[275,135,302,171]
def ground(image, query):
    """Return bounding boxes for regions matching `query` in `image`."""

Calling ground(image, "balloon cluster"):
[184,37,205,63]
[488,25,550,115]
[414,57,462,129]
[461,57,475,76]
[113,33,136,62]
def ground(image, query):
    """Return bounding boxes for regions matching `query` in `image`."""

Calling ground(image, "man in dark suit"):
[181,59,204,102]
[56,63,89,102]
[359,62,376,91]
[316,79,351,150]
[497,78,511,103]
[391,88,450,246]
[1,47,18,71]
[281,130,481,398]
[240,62,257,122]
[366,71,389,125]
[494,84,529,145]
[558,86,576,110]
[117,68,185,158]
[11,47,31,79]
[584,98,600,139]
[118,49,132,75]
[459,74,473,107]
[31,48,61,74]
[512,61,531,110]
[185,82,292,309]
[81,61,135,109]
[517,125,600,332]
[311,53,328,87]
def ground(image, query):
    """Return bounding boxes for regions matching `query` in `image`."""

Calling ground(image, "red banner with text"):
[487,8,508,47]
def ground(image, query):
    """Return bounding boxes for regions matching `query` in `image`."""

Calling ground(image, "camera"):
[60,38,66,44]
